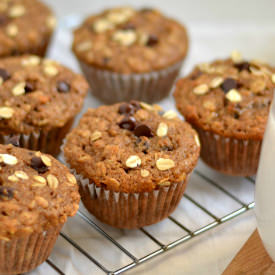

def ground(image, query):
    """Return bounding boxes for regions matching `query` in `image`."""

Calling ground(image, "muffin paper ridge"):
[63,148,190,229]
[79,60,183,104]
[0,118,74,156]
[195,126,261,176]
[0,225,62,275]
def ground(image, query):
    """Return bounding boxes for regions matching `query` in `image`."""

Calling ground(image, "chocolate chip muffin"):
[174,51,275,176]
[72,7,188,103]
[64,101,200,228]
[0,144,79,275]
[0,0,56,57]
[0,55,88,156]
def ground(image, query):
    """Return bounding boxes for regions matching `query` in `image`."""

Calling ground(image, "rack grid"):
[42,167,255,275]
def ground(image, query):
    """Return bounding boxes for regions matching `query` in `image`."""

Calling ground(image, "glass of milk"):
[255,92,275,260]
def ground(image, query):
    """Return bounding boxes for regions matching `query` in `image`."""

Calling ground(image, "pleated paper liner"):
[78,60,183,104]
[0,224,62,275]
[0,118,74,157]
[195,127,261,176]
[76,171,190,229]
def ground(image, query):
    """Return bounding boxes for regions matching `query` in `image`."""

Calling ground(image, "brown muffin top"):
[72,7,188,74]
[174,52,275,140]
[0,55,88,135]
[64,101,200,193]
[0,0,55,57]
[0,144,80,240]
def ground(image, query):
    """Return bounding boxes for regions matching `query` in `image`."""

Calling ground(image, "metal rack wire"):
[42,167,255,275]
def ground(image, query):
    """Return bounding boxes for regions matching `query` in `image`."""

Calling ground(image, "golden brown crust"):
[174,56,275,140]
[0,0,55,57]
[64,102,200,193]
[72,7,188,73]
[0,55,88,134]
[0,144,80,240]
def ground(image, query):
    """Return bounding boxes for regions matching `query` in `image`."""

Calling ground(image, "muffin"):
[174,51,275,176]
[72,7,188,104]
[0,55,88,156]
[0,144,79,275]
[0,0,56,57]
[64,101,200,228]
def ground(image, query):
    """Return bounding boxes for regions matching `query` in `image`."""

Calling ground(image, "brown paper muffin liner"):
[194,126,261,176]
[74,170,189,229]
[78,60,183,104]
[0,118,74,156]
[0,225,62,275]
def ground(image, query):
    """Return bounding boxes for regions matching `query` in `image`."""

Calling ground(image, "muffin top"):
[0,0,55,57]
[73,7,188,74]
[0,144,80,240]
[174,52,275,140]
[64,101,200,193]
[0,55,88,135]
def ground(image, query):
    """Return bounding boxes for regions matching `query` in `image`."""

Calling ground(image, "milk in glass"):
[255,94,275,260]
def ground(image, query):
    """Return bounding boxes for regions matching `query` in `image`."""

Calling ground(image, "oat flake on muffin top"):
[73,7,188,73]
[174,51,275,139]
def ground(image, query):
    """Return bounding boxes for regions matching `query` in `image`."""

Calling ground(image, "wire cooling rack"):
[40,161,255,275]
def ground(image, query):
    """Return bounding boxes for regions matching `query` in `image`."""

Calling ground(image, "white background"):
[31,1,275,274]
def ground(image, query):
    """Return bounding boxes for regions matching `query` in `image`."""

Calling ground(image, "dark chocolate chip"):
[0,68,10,81]
[102,57,110,64]
[118,101,141,115]
[0,186,14,201]
[123,167,131,174]
[30,157,49,174]
[190,70,203,80]
[221,78,237,93]
[119,103,135,115]
[134,124,153,137]
[122,22,136,30]
[118,116,136,130]
[0,14,8,26]
[234,61,250,72]
[146,34,159,47]
[7,135,20,147]
[130,100,141,111]
[233,112,240,119]
[24,82,34,93]
[57,81,70,93]
[162,145,174,151]
[140,7,154,12]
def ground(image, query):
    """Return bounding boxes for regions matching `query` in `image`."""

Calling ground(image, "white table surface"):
[28,1,275,274]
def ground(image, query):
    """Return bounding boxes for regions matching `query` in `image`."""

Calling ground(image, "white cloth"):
[28,1,275,273]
